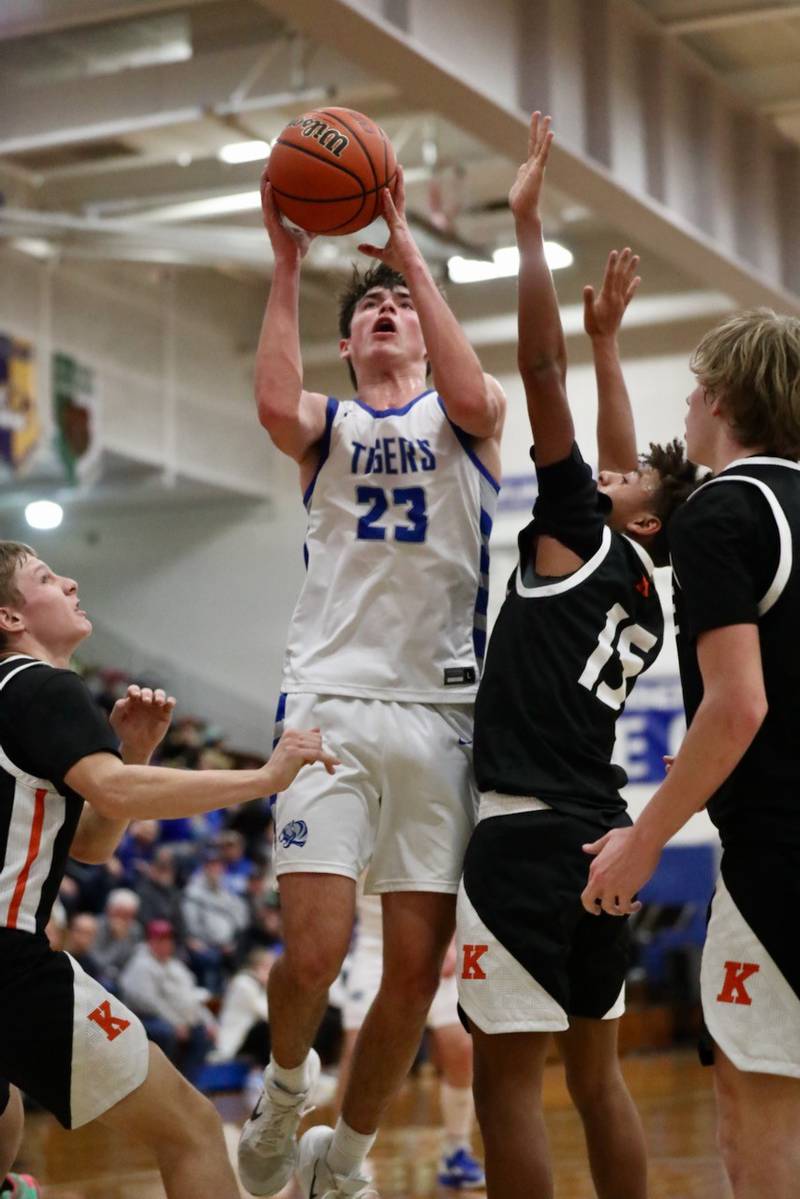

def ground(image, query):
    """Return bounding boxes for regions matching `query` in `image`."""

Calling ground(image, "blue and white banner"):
[614,677,685,785]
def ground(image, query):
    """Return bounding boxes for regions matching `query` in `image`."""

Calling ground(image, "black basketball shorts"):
[456,794,631,1033]
[0,929,149,1128]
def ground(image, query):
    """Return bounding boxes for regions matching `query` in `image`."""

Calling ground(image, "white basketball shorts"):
[272,693,478,894]
[702,874,800,1078]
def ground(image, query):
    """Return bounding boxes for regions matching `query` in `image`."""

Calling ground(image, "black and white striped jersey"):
[671,456,800,848]
[0,655,119,934]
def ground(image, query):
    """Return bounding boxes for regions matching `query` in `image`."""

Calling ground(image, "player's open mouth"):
[372,317,396,335]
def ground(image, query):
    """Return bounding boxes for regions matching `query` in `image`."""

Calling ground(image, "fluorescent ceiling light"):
[11,238,56,260]
[218,140,271,165]
[448,241,573,283]
[25,500,63,530]
[134,191,262,223]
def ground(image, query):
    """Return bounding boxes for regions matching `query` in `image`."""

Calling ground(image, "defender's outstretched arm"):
[584,249,641,474]
[511,114,572,468]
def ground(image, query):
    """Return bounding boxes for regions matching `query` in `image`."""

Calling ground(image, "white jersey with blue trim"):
[281,388,499,703]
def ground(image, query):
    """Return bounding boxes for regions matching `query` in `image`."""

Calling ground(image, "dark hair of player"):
[640,439,704,567]
[338,262,420,390]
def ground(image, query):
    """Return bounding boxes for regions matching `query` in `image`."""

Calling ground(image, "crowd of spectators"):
[47,665,293,1090]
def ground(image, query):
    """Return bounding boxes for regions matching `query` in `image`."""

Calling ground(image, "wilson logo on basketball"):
[462,944,489,980]
[287,117,349,159]
[716,960,760,1006]
[88,1000,131,1042]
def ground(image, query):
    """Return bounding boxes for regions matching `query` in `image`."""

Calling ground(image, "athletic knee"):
[281,939,344,992]
[565,1061,625,1115]
[159,1087,223,1155]
[381,959,441,1012]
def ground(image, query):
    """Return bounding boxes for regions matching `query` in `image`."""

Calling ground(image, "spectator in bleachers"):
[116,818,160,886]
[211,947,274,1068]
[63,912,107,987]
[120,920,215,1084]
[135,845,188,943]
[215,830,254,897]
[182,847,249,991]
[93,888,143,990]
[238,889,283,960]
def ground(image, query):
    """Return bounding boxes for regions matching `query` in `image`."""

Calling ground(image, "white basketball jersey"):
[281,388,499,703]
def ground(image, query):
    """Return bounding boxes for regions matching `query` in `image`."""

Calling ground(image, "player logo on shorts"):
[279,818,309,849]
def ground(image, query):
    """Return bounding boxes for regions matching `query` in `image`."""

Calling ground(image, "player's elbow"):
[518,356,566,394]
[66,756,129,819]
[716,689,768,745]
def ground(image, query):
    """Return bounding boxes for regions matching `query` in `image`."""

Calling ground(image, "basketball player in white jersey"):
[338,892,484,1188]
[238,168,505,1198]
[0,541,336,1199]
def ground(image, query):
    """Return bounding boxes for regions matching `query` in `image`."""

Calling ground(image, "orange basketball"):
[267,107,397,236]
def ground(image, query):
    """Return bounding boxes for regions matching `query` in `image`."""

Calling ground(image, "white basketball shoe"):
[237,1050,321,1196]
[297,1125,376,1199]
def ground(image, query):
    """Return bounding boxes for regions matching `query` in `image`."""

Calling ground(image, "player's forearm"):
[632,691,767,852]
[401,250,492,425]
[74,761,273,822]
[515,217,574,461]
[255,259,304,425]
[592,335,638,474]
[515,217,567,381]
[70,744,150,862]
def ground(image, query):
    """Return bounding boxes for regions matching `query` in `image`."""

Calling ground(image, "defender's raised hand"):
[262,727,340,794]
[357,166,418,273]
[110,684,176,764]
[583,248,641,341]
[260,172,314,265]
[509,112,554,224]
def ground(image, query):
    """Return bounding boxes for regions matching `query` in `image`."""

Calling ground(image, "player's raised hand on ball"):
[583,248,641,341]
[110,684,177,764]
[357,165,418,273]
[263,727,340,794]
[261,173,314,264]
[509,112,554,224]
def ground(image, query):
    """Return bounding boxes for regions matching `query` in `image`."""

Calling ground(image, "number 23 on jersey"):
[355,485,428,543]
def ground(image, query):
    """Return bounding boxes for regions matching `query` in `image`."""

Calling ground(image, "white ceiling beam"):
[0,0,220,41]
[0,40,385,156]
[664,4,800,36]
[255,0,800,312]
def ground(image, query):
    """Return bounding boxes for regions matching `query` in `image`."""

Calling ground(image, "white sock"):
[269,1053,312,1094]
[441,1082,475,1155]
[327,1118,377,1177]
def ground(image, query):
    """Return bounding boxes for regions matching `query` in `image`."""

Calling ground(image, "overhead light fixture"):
[218,140,271,165]
[133,191,262,222]
[447,241,573,284]
[25,500,63,530]
[11,238,57,260]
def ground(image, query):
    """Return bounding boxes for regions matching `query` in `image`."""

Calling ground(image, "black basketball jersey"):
[474,445,664,823]
[0,654,119,933]
[670,456,800,848]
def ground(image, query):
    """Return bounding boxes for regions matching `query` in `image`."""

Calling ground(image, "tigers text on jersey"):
[474,528,663,820]
[281,389,499,703]
[671,456,800,848]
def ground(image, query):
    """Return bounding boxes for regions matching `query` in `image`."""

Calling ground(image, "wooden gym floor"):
[16,1049,730,1198]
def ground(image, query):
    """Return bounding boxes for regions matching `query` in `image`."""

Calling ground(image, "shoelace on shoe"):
[251,1087,316,1153]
